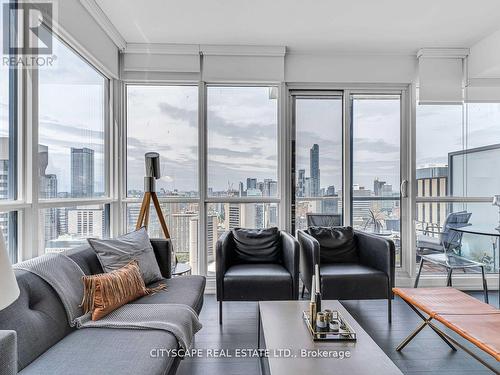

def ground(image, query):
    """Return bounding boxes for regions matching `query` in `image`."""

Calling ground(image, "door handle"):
[400,180,408,198]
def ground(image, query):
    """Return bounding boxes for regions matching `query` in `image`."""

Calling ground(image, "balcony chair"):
[216,227,299,324]
[414,212,489,303]
[416,211,471,257]
[298,226,395,323]
[306,213,342,227]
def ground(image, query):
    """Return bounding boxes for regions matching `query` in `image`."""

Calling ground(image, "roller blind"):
[418,57,464,104]
[201,45,285,82]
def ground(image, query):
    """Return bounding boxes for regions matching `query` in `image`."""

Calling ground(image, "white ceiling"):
[95,0,500,54]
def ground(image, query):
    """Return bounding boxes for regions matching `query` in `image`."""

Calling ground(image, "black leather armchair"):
[216,229,300,324]
[298,229,395,322]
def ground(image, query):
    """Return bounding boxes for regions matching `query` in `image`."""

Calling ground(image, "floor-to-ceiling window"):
[292,94,343,231]
[206,86,279,275]
[126,85,199,267]
[351,94,402,266]
[37,32,109,254]
[416,101,500,274]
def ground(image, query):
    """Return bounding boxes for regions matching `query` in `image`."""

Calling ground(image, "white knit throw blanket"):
[14,253,202,350]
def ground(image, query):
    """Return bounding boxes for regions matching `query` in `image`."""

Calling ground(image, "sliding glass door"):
[350,94,403,266]
[292,93,343,232]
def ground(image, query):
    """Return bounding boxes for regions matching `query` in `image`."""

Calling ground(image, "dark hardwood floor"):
[178,291,499,375]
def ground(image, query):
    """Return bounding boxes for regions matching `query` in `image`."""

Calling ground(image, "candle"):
[310,275,316,302]
[314,264,320,294]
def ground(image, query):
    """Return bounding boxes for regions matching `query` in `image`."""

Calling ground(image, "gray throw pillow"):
[87,227,163,285]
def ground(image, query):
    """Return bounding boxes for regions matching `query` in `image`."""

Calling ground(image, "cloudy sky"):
[2,27,500,198]
[38,34,106,195]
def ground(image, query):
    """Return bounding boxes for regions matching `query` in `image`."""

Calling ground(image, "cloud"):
[158,102,197,128]
[208,147,264,158]
[353,138,399,154]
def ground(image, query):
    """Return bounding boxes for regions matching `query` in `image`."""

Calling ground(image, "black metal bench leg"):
[480,266,489,304]
[301,284,305,299]
[446,268,453,287]
[219,301,222,325]
[414,258,424,288]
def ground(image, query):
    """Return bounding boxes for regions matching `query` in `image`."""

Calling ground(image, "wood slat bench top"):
[393,287,500,317]
[394,287,500,362]
[434,313,500,361]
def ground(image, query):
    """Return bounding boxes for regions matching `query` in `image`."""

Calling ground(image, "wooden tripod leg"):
[151,192,170,239]
[144,196,150,228]
[136,192,151,230]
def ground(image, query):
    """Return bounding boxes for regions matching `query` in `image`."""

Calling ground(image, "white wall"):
[468,29,500,79]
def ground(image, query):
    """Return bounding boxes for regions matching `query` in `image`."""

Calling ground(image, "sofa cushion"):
[18,328,178,375]
[88,228,163,285]
[223,264,292,300]
[231,227,281,264]
[321,263,388,300]
[133,276,206,315]
[64,245,104,276]
[307,226,359,264]
[0,270,73,371]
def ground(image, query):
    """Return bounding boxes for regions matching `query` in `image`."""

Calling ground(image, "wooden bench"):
[393,287,500,374]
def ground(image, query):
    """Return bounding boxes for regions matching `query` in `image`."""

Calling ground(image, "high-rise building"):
[352,185,372,227]
[71,147,94,198]
[170,211,198,261]
[67,207,104,238]
[224,203,242,229]
[373,178,386,196]
[246,178,257,190]
[39,144,58,244]
[263,179,277,197]
[297,169,305,197]
[321,185,339,214]
[238,181,245,197]
[416,164,448,228]
[310,144,320,197]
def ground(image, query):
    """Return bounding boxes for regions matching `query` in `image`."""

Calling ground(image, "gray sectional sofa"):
[0,239,206,375]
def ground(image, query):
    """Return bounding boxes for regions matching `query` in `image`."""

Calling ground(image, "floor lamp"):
[135,152,171,239]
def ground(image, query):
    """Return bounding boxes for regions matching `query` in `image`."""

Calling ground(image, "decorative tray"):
[302,310,357,341]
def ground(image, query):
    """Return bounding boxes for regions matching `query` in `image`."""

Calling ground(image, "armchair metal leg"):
[387,297,392,324]
[480,266,489,304]
[301,284,305,299]
[414,258,424,288]
[219,301,222,325]
[446,268,453,287]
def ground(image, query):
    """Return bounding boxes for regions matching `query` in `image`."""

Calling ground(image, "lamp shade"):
[0,230,19,310]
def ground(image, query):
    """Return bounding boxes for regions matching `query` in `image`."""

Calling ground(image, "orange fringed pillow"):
[80,260,166,321]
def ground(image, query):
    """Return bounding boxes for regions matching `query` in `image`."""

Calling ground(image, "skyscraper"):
[310,144,320,197]
[246,178,257,190]
[297,169,305,197]
[71,147,94,198]
[373,178,386,196]
[39,144,58,244]
[263,179,277,197]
